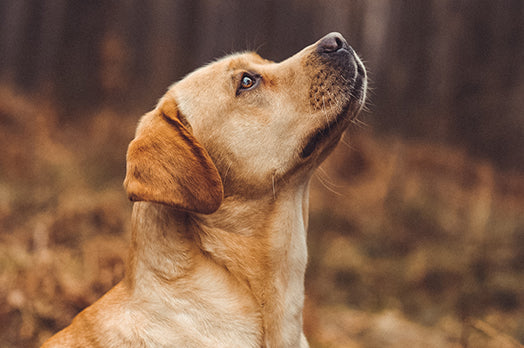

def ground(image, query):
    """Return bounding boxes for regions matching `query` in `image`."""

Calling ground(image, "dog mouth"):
[300,103,351,158]
[300,49,367,159]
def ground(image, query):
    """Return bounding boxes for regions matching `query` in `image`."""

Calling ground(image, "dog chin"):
[300,103,352,158]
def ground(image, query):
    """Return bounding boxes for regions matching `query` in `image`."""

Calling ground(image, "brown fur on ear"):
[124,98,223,214]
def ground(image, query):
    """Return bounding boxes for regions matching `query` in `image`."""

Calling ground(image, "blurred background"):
[0,1,523,347]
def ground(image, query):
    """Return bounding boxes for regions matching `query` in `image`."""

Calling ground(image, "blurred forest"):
[0,1,523,347]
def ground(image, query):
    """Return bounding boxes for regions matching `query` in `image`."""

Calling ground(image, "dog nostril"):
[318,32,348,54]
[334,37,342,48]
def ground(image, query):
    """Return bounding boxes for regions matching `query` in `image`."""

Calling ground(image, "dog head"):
[124,32,367,212]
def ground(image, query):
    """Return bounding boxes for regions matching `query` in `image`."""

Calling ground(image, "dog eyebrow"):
[227,59,250,72]
[247,53,271,64]
[226,53,270,71]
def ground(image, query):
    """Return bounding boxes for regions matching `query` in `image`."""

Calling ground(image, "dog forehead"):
[223,52,272,69]
[174,53,266,88]
[200,52,274,80]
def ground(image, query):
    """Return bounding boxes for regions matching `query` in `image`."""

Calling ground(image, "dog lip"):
[300,103,351,158]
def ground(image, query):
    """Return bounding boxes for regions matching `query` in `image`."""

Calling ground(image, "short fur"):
[42,32,367,348]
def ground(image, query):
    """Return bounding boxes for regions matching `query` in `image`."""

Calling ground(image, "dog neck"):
[125,180,311,347]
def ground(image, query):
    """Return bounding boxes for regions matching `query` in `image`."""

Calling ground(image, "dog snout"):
[314,32,362,78]
[316,32,349,54]
[306,32,367,112]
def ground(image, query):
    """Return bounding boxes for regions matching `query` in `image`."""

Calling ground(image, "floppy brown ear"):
[124,98,223,214]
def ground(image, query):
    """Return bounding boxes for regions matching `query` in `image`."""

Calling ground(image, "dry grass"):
[0,86,522,347]
[305,132,524,347]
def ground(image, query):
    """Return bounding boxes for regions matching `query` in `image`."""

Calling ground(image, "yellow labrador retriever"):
[42,32,367,348]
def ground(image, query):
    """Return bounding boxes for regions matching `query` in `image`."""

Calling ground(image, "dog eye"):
[237,73,260,94]
[241,75,255,89]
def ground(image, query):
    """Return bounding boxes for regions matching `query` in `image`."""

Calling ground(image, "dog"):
[42,32,367,348]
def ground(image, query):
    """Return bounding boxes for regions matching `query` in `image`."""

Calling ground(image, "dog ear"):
[123,98,223,214]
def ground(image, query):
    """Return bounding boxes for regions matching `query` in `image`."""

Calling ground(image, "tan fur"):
[42,32,367,348]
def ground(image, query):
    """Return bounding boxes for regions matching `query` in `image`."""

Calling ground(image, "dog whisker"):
[316,167,343,196]
[340,133,351,148]
[221,160,233,186]
[271,172,277,200]
[351,117,369,128]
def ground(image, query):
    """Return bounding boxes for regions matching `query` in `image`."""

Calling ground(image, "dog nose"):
[317,32,349,54]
